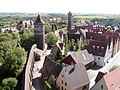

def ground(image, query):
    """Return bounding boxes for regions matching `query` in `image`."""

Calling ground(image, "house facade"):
[91,67,120,90]
[86,39,113,66]
[56,64,90,90]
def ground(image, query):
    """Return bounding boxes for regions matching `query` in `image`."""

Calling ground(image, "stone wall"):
[22,44,37,90]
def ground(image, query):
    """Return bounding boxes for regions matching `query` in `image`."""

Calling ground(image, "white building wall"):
[94,56,105,66]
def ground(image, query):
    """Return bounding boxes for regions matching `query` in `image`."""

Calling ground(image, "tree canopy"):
[0,33,27,89]
[46,32,59,47]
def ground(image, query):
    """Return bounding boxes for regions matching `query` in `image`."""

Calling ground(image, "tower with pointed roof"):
[34,15,45,50]
[67,11,72,30]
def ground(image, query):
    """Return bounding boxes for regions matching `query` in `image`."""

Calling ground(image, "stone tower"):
[67,11,72,30]
[34,15,45,50]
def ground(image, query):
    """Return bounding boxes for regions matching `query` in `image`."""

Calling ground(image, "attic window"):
[93,45,95,49]
[97,46,100,48]
[101,47,104,50]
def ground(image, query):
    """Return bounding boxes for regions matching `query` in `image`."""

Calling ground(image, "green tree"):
[0,42,27,77]
[11,33,20,43]
[55,48,63,60]
[64,34,69,56]
[45,22,51,34]
[69,39,75,51]
[0,33,13,42]
[75,39,81,51]
[2,77,18,90]
[46,32,59,47]
[20,29,34,51]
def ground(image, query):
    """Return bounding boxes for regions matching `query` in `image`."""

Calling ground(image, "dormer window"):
[93,45,95,49]
[101,47,104,50]
[97,46,100,49]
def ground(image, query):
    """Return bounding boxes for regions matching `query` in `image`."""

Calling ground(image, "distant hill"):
[0,12,26,15]
[0,12,48,15]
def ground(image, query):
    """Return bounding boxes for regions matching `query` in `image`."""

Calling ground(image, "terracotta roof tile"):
[103,67,120,90]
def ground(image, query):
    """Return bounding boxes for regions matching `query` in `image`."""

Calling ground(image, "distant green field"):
[0,14,47,18]
[74,15,109,19]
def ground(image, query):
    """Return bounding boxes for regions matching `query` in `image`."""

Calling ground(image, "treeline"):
[91,18,120,27]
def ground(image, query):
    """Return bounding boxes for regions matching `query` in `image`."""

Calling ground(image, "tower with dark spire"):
[34,15,45,50]
[67,11,72,30]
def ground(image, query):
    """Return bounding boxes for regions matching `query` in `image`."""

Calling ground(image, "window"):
[65,82,67,86]
[61,86,63,90]
[62,80,63,84]
[55,81,56,86]
[93,45,95,49]
[97,46,100,48]
[101,85,103,89]
[82,85,87,90]
[101,47,104,50]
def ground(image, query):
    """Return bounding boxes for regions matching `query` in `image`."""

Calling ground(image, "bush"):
[2,77,18,89]
[46,32,59,47]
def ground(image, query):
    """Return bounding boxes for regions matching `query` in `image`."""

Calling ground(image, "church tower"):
[34,15,45,50]
[67,11,72,30]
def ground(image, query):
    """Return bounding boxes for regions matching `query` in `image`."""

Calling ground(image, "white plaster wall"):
[94,56,104,66]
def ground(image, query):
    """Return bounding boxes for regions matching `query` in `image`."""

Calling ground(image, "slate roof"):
[94,34,112,49]
[86,40,108,57]
[34,15,45,24]
[103,32,119,46]
[68,28,80,34]
[63,63,90,89]
[40,56,63,80]
[70,49,94,65]
[61,49,94,66]
[86,32,100,39]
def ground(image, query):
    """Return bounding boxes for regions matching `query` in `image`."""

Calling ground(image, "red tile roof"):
[103,67,120,90]
[86,40,108,57]
[68,28,80,34]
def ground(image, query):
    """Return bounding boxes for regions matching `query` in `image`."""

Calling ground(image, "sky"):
[0,0,120,14]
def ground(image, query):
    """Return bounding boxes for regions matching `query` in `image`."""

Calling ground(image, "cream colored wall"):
[56,69,69,90]
[90,78,108,90]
